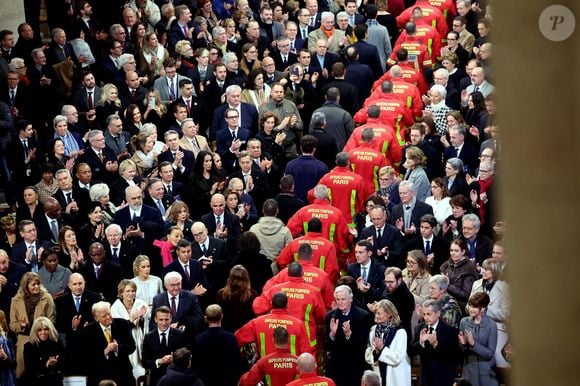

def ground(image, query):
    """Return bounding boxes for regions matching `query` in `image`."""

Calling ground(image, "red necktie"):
[186,99,191,113]
[131,89,136,98]
[87,91,93,109]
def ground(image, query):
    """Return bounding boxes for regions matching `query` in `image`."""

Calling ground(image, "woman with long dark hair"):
[216,265,257,332]
[188,150,225,217]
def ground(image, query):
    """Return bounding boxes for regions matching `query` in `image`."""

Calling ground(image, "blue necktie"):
[425,240,431,255]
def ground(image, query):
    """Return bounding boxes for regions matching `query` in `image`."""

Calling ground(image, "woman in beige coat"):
[402,250,431,331]
[9,272,55,378]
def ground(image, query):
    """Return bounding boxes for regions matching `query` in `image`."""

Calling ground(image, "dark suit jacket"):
[77,260,124,303]
[410,320,459,386]
[11,240,52,271]
[345,62,375,106]
[55,289,102,334]
[142,327,188,386]
[35,214,75,245]
[76,146,119,184]
[104,129,131,156]
[105,241,138,278]
[113,204,164,242]
[150,290,203,334]
[325,305,373,386]
[273,51,298,72]
[163,180,186,200]
[443,142,479,176]
[188,64,215,96]
[0,83,30,117]
[80,319,136,386]
[202,78,233,116]
[390,201,435,243]
[353,41,383,79]
[7,133,40,184]
[46,41,79,66]
[321,79,361,116]
[228,168,270,209]
[144,192,175,215]
[157,147,195,181]
[98,56,123,86]
[447,175,470,198]
[191,236,229,290]
[407,235,450,274]
[173,95,210,130]
[359,224,405,268]
[162,258,207,291]
[461,234,494,266]
[119,85,148,111]
[72,86,102,114]
[347,261,386,303]
[0,261,26,315]
[200,211,241,255]
[212,102,259,135]
[215,126,251,160]
[310,52,340,75]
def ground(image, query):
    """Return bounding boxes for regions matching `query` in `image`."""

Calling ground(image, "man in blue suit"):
[344,46,375,102]
[150,271,204,340]
[353,24,384,80]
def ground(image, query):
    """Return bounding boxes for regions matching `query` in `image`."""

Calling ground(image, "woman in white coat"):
[365,299,411,386]
[470,257,510,368]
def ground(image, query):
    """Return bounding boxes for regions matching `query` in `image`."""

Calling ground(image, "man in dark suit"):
[7,120,40,193]
[190,221,229,293]
[80,301,136,386]
[321,62,360,116]
[163,239,208,294]
[261,56,286,85]
[55,272,102,337]
[143,178,175,220]
[11,219,52,272]
[35,197,74,245]
[150,271,204,340]
[275,175,306,224]
[158,160,187,199]
[381,267,415,342]
[104,223,138,278]
[353,25,383,80]
[284,21,305,54]
[411,299,460,386]
[98,40,123,86]
[407,214,450,274]
[202,63,231,120]
[215,109,251,171]
[78,242,124,303]
[347,240,386,304]
[345,46,375,114]
[309,39,340,80]
[0,250,26,316]
[45,28,80,67]
[228,151,270,210]
[390,181,434,244]
[0,71,30,118]
[174,78,209,131]
[166,4,197,52]
[119,70,148,111]
[442,125,479,176]
[113,185,165,246]
[461,213,494,267]
[142,305,189,386]
[273,36,298,71]
[211,85,259,135]
[360,206,404,268]
[76,129,119,185]
[72,71,101,121]
[201,193,242,255]
[325,284,373,386]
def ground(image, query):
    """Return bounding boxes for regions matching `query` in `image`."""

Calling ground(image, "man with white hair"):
[212,84,259,134]
[390,180,434,240]
[128,0,161,30]
[307,12,346,53]
[76,129,119,184]
[325,285,373,386]
[463,66,494,103]
[431,67,461,110]
[222,51,247,87]
[150,271,204,333]
[104,223,136,277]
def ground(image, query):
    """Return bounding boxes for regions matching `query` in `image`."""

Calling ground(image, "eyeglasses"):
[209,52,218,55]
[406,260,418,266]
[226,115,239,119]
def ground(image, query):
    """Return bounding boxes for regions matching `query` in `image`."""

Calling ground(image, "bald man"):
[200,193,241,256]
[287,352,336,386]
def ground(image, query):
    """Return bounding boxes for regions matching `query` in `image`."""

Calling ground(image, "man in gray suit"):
[104,114,131,157]
[365,4,391,73]
[153,58,192,104]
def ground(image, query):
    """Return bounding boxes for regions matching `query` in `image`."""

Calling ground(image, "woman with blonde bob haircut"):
[22,317,63,385]
[366,299,411,386]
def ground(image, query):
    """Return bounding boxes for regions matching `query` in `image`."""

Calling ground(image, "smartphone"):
[148,97,155,109]
[292,66,300,77]
[237,203,244,211]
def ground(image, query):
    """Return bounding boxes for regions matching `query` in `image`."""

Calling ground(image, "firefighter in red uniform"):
[277,218,339,283]
[396,7,443,63]
[287,352,336,386]
[238,327,299,386]
[390,66,424,118]
[236,292,312,357]
[344,107,402,169]
[387,22,433,74]
[396,0,448,40]
[287,184,353,257]
[373,48,429,95]
[427,0,457,28]
[356,81,415,145]
[267,242,334,308]
[348,128,388,193]
[253,263,327,350]
[317,152,371,228]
